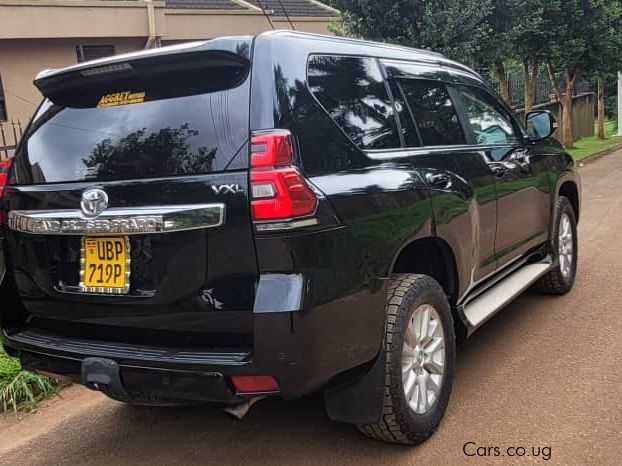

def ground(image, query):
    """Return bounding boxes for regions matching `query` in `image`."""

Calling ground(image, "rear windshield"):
[14,64,250,184]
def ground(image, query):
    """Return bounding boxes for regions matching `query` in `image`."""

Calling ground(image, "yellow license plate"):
[80,237,130,294]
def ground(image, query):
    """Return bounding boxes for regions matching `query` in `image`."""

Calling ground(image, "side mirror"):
[525,110,557,141]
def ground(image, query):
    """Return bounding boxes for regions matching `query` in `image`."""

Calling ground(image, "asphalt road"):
[1,151,621,465]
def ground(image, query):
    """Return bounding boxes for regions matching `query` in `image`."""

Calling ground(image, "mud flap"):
[323,350,385,424]
[81,357,126,400]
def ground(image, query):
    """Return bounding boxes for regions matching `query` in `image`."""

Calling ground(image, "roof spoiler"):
[34,36,253,99]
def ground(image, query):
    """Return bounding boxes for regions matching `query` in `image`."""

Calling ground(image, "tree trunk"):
[561,71,577,147]
[495,60,510,104]
[546,63,577,146]
[523,60,539,113]
[597,76,605,139]
[562,92,574,147]
[523,62,533,112]
[531,62,539,106]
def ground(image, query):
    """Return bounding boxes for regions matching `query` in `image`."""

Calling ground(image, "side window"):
[398,79,466,146]
[457,86,519,145]
[307,55,400,150]
[389,81,420,148]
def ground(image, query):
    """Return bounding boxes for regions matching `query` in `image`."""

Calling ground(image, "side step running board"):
[463,262,552,329]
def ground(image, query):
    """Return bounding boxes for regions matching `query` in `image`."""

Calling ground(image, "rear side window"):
[399,80,465,146]
[15,62,250,184]
[389,81,420,148]
[307,55,400,150]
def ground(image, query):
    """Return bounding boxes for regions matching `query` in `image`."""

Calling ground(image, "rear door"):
[382,60,499,291]
[2,47,258,348]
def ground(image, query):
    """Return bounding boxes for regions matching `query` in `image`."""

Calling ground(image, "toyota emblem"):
[80,188,109,217]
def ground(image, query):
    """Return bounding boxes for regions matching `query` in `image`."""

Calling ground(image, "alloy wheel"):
[558,212,574,280]
[401,304,446,415]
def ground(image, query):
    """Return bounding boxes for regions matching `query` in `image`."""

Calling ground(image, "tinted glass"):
[389,81,420,148]
[14,66,250,184]
[399,80,465,146]
[307,55,400,150]
[457,86,519,145]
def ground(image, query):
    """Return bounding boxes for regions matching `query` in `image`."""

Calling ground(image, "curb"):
[576,141,622,167]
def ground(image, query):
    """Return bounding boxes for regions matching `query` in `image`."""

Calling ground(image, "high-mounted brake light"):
[250,130,317,222]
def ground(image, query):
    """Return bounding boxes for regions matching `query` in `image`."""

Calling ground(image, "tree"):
[472,0,521,104]
[542,0,621,147]
[588,2,622,139]
[511,0,552,112]
[330,0,493,65]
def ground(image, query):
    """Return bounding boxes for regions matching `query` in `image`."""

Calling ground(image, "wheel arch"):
[390,237,466,343]
[558,180,580,223]
[391,237,459,306]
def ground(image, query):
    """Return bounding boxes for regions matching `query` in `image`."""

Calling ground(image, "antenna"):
[255,0,276,30]
[276,0,296,30]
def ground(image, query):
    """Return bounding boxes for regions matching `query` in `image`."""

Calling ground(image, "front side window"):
[399,79,465,146]
[307,55,400,150]
[457,86,519,145]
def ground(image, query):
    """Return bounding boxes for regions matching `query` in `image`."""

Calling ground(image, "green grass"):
[0,347,21,383]
[0,346,61,414]
[569,121,622,160]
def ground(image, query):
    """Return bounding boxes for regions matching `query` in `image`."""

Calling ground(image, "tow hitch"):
[81,357,126,399]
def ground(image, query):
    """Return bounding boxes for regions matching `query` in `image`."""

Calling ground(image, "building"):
[0,0,339,125]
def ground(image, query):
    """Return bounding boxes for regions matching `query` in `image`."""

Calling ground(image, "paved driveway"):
[1,152,621,465]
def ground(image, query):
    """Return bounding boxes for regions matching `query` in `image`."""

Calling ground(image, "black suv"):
[0,31,580,444]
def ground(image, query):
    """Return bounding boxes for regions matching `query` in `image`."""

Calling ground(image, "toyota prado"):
[0,31,580,444]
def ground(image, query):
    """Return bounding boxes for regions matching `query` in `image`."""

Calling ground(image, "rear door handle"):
[425,172,453,189]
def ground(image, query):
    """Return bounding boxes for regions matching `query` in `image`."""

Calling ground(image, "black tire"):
[533,196,578,295]
[357,274,456,445]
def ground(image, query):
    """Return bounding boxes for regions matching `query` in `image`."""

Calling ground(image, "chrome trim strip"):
[254,218,319,232]
[7,204,225,235]
[365,143,521,160]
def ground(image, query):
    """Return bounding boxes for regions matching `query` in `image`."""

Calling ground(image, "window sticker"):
[97,91,146,108]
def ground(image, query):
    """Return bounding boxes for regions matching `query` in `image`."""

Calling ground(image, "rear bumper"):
[2,285,387,403]
[1,269,389,404]
[4,328,253,403]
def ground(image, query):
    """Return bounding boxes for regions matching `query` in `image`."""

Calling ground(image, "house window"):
[0,71,7,121]
[76,44,115,63]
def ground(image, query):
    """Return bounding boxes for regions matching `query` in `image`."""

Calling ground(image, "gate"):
[0,119,23,161]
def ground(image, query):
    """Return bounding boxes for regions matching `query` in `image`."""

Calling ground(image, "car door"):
[382,62,498,291]
[454,85,551,269]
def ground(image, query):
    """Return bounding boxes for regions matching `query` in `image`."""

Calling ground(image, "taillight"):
[251,129,294,168]
[250,130,317,222]
[0,158,11,198]
[0,158,12,223]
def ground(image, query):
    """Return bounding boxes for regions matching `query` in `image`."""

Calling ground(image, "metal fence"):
[479,66,593,109]
[0,119,23,161]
